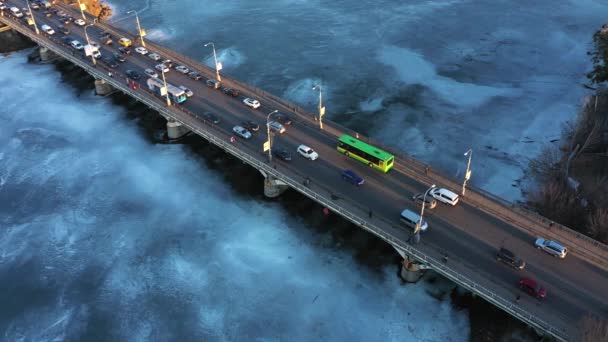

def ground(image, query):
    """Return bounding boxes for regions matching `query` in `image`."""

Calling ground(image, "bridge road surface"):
[4,1,608,339]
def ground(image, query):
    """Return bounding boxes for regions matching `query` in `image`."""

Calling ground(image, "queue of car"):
[7,0,575,306]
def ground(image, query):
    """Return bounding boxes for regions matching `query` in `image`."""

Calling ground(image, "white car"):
[70,40,84,50]
[175,65,190,74]
[148,53,161,61]
[297,145,319,160]
[74,18,86,26]
[135,46,149,55]
[91,49,102,59]
[144,68,158,78]
[41,24,55,35]
[155,64,170,73]
[243,98,261,109]
[232,126,252,139]
[178,85,194,97]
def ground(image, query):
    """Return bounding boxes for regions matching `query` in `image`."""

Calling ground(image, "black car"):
[222,87,239,97]
[61,36,72,45]
[49,7,58,14]
[102,57,119,68]
[118,47,131,55]
[99,31,111,38]
[113,53,126,63]
[162,59,173,68]
[206,79,221,89]
[496,248,526,270]
[272,147,292,161]
[200,112,220,125]
[43,10,52,17]
[271,112,292,125]
[241,120,260,132]
[188,71,202,80]
[59,16,71,25]
[126,70,141,80]
[57,25,69,35]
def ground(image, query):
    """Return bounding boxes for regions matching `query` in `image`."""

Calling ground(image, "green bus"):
[337,134,395,172]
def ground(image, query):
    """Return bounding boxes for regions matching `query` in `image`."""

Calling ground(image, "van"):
[10,7,23,17]
[41,24,55,35]
[42,1,51,9]
[429,188,460,206]
[400,209,428,232]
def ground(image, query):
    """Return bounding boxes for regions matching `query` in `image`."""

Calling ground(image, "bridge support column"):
[94,79,114,96]
[263,176,289,198]
[400,256,424,283]
[166,119,190,140]
[38,46,59,63]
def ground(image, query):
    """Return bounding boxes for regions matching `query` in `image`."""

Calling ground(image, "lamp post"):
[25,0,39,34]
[160,69,171,106]
[312,84,325,130]
[415,184,436,235]
[127,10,145,47]
[204,42,221,82]
[266,110,278,162]
[76,0,87,20]
[462,149,473,196]
[84,23,97,65]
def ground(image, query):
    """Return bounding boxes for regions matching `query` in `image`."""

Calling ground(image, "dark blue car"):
[341,169,364,186]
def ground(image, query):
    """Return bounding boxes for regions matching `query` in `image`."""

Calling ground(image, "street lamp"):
[127,10,146,47]
[160,69,171,106]
[462,149,473,196]
[415,184,436,235]
[266,110,278,162]
[76,0,87,20]
[204,42,221,82]
[84,23,97,65]
[312,84,325,130]
[25,0,39,34]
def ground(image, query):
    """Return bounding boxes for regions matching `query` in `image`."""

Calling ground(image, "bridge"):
[2,2,607,340]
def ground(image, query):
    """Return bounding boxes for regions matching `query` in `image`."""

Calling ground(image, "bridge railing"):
[0,14,575,341]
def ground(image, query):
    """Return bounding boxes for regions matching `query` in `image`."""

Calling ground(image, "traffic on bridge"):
[1,1,607,340]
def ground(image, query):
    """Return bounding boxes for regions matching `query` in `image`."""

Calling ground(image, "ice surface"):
[0,52,469,341]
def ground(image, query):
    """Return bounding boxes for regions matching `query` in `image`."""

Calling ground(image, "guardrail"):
[0,13,575,341]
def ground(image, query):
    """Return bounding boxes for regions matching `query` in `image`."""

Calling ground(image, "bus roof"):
[338,134,394,161]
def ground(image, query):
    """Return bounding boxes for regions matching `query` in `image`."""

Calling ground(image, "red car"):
[519,278,547,299]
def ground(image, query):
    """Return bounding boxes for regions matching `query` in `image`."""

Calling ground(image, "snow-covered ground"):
[0,52,468,341]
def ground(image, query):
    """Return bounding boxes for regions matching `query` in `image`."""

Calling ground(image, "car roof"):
[498,248,515,257]
[520,278,537,287]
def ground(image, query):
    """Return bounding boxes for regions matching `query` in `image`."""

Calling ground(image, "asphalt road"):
[3,1,607,339]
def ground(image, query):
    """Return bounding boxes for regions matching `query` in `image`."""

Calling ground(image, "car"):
[30,2,40,9]
[267,121,285,134]
[411,193,437,209]
[155,64,169,73]
[200,112,220,125]
[135,46,149,55]
[496,248,526,269]
[126,70,141,80]
[271,112,292,125]
[43,10,51,17]
[89,41,100,50]
[49,7,58,14]
[147,52,161,61]
[102,37,113,45]
[74,18,85,26]
[188,71,202,80]
[341,169,364,186]
[534,238,568,259]
[57,25,69,35]
[178,85,194,97]
[243,97,260,109]
[70,40,84,50]
[175,65,189,74]
[56,10,66,17]
[206,79,221,89]
[144,68,158,78]
[102,57,119,68]
[162,59,173,68]
[41,24,55,35]
[118,47,131,55]
[297,145,319,160]
[61,36,72,45]
[113,53,126,63]
[429,188,460,206]
[272,147,292,161]
[59,16,71,25]
[241,120,259,132]
[118,38,132,47]
[519,278,547,299]
[91,49,102,59]
[222,87,239,97]
[99,31,111,39]
[232,126,252,139]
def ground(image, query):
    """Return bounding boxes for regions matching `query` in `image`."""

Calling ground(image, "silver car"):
[233,125,252,139]
[534,238,567,259]
[267,121,285,134]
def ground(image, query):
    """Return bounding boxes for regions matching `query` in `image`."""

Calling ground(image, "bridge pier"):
[400,256,425,283]
[166,118,190,140]
[94,79,114,96]
[259,170,289,198]
[39,46,57,63]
